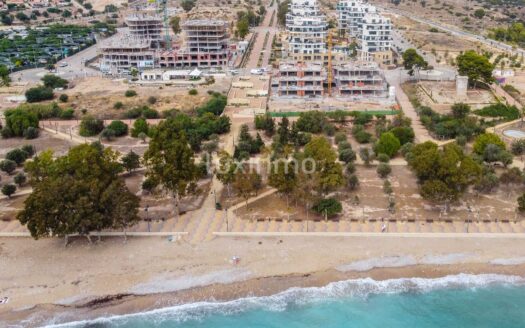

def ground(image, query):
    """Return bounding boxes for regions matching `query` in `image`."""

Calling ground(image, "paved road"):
[10,44,100,84]
[245,5,278,69]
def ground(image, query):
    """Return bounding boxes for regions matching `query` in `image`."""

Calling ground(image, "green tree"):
[472,133,506,155]
[377,163,392,179]
[14,172,26,186]
[402,48,428,76]
[389,126,414,145]
[41,74,68,89]
[79,115,104,137]
[456,50,495,87]
[296,111,327,133]
[359,147,373,166]
[268,160,297,207]
[181,0,196,12]
[0,159,16,174]
[170,16,181,34]
[312,198,342,218]
[121,150,140,174]
[18,144,140,241]
[339,148,356,163]
[232,167,262,208]
[107,120,128,137]
[474,9,485,19]
[1,184,16,198]
[0,65,11,86]
[518,193,525,212]
[143,119,199,219]
[451,103,471,119]
[236,17,249,39]
[374,132,401,158]
[407,142,482,210]
[347,174,359,191]
[216,150,236,197]
[4,108,39,137]
[25,86,54,103]
[131,118,149,138]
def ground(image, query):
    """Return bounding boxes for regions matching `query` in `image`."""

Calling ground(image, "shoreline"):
[3,235,525,326]
[4,263,525,327]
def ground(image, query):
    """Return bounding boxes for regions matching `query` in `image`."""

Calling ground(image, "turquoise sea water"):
[47,274,525,328]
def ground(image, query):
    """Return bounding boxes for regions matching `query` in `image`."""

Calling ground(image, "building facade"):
[285,0,328,55]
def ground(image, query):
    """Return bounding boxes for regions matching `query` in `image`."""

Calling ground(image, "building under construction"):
[272,61,387,98]
[99,14,231,74]
[159,20,230,68]
[272,0,391,99]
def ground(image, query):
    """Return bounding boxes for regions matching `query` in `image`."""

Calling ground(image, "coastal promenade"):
[2,215,525,241]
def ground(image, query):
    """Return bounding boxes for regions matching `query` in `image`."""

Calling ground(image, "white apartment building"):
[360,13,392,63]
[336,0,376,38]
[286,0,328,55]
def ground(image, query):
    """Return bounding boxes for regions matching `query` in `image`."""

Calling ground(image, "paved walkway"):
[245,5,278,69]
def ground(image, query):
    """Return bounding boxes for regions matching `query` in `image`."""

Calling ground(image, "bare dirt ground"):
[63,76,231,119]
[370,0,516,34]
[390,14,504,66]
[408,81,496,113]
[232,164,521,223]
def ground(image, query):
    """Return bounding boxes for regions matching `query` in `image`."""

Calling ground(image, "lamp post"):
[144,205,150,233]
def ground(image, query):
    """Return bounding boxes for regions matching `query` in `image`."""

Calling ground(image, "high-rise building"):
[336,0,376,38]
[286,0,328,55]
[360,13,392,64]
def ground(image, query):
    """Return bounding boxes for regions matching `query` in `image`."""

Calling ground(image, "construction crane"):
[327,29,335,97]
[150,0,171,50]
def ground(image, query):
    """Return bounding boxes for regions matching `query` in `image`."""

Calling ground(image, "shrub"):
[338,140,352,151]
[473,133,505,155]
[100,128,116,141]
[59,108,75,119]
[6,148,29,165]
[334,132,347,144]
[339,148,356,163]
[5,109,39,137]
[59,94,68,102]
[346,162,356,175]
[347,174,359,190]
[23,127,39,139]
[389,126,415,145]
[322,123,335,136]
[0,159,16,174]
[125,89,137,97]
[142,177,157,192]
[474,103,520,121]
[188,88,198,95]
[14,172,26,186]
[107,120,128,136]
[25,86,54,103]
[131,118,149,137]
[21,144,35,157]
[1,127,13,138]
[42,74,68,89]
[79,115,104,137]
[377,163,392,178]
[312,198,342,217]
[374,132,401,158]
[113,101,124,109]
[354,130,372,144]
[142,107,159,119]
[196,93,227,116]
[377,153,390,163]
[147,96,157,104]
[1,184,16,198]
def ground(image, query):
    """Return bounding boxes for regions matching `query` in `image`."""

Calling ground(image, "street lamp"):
[144,205,150,232]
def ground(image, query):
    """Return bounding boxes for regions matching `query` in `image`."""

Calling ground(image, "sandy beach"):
[0,236,525,326]
[2,235,525,326]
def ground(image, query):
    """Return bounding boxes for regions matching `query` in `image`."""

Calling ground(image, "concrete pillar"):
[456,75,468,99]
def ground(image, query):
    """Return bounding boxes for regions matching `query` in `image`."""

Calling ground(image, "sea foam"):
[41,273,524,328]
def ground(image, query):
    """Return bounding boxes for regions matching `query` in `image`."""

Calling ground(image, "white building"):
[285,0,327,55]
[336,0,376,38]
[360,13,392,63]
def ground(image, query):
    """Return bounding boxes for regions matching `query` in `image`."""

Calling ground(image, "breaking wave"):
[41,273,524,328]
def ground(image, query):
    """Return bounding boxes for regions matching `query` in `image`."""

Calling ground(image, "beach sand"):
[2,235,525,326]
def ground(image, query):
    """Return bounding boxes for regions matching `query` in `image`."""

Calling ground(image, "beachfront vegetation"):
[18,144,140,242]
[143,120,199,219]
[406,142,482,210]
